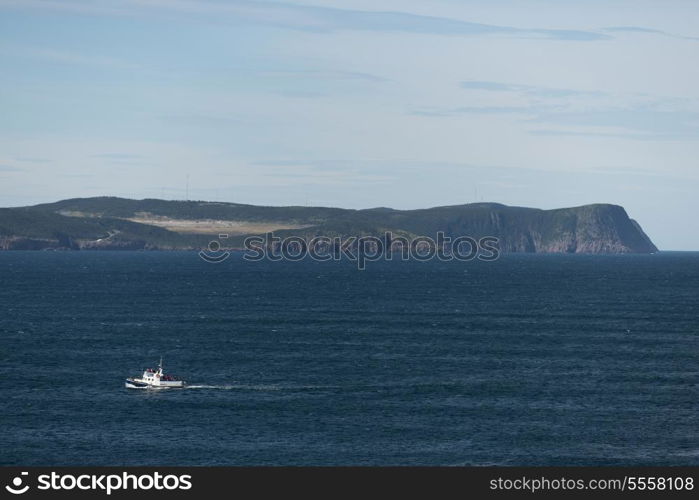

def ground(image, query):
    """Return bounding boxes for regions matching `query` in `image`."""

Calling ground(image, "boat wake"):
[185,383,339,391]
[185,384,281,391]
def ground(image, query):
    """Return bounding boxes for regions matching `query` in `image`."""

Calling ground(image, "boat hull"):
[125,378,149,389]
[125,378,185,389]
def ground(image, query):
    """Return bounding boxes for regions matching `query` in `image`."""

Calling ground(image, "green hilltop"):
[0,197,658,253]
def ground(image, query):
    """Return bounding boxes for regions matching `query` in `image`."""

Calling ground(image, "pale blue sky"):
[1,0,698,249]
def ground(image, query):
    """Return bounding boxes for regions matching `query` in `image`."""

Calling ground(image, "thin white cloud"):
[258,69,388,83]
[461,81,605,98]
[14,157,52,163]
[0,0,126,16]
[1,0,611,41]
[603,26,699,41]
[0,46,142,71]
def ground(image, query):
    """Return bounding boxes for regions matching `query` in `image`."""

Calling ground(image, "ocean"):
[1,251,698,465]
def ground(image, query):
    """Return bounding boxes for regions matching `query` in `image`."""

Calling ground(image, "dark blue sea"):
[1,251,698,466]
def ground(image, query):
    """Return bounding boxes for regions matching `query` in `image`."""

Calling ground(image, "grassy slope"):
[1,198,658,252]
[0,207,209,249]
[31,197,346,224]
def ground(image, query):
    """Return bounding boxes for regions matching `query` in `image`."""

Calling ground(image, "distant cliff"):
[0,197,658,253]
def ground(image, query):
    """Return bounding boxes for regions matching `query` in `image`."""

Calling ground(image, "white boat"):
[125,358,185,389]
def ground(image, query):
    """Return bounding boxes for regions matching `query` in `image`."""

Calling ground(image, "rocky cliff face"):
[350,203,657,254]
[487,204,657,254]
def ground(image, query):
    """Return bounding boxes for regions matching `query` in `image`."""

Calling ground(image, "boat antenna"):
[159,357,163,372]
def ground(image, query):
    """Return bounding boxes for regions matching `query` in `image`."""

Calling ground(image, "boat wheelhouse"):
[125,358,185,389]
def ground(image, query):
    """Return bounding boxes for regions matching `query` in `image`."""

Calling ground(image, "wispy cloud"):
[410,78,699,139]
[527,108,699,139]
[11,1,699,44]
[89,152,151,166]
[603,26,699,41]
[252,158,404,176]
[0,46,142,71]
[259,69,388,83]
[460,81,604,98]
[91,153,145,160]
[528,129,655,139]
[157,113,244,128]
[1,0,611,41]
[0,0,125,16]
[0,164,21,172]
[414,97,699,140]
[247,159,395,185]
[255,68,388,98]
[604,26,667,34]
[411,106,535,117]
[274,90,325,99]
[14,157,51,163]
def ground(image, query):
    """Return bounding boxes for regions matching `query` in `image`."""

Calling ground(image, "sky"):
[1,0,698,249]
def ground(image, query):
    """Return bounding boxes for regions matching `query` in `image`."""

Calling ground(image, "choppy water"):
[1,251,698,465]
